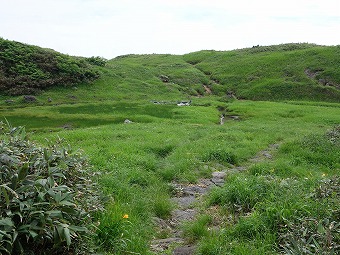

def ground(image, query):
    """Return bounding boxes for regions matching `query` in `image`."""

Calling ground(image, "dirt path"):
[150,144,280,255]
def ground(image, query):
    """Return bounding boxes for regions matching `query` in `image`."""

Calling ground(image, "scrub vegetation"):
[0,40,339,254]
[0,38,102,95]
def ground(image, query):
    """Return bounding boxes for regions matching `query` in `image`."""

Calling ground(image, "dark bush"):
[0,38,100,95]
[279,177,340,255]
[0,122,103,254]
[85,56,107,67]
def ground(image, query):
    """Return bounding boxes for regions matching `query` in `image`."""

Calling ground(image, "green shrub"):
[327,124,340,145]
[147,145,175,158]
[153,195,172,219]
[183,214,212,242]
[202,149,237,165]
[0,38,100,95]
[85,56,107,67]
[231,211,269,239]
[208,175,274,213]
[280,218,340,255]
[279,176,340,254]
[0,123,103,254]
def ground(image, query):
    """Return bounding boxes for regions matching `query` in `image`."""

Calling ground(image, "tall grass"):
[1,40,340,254]
[197,125,339,254]
[1,98,339,254]
[1,89,340,254]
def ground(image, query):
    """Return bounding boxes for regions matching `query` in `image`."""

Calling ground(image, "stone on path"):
[171,196,197,209]
[151,237,184,253]
[173,245,197,255]
[172,209,197,222]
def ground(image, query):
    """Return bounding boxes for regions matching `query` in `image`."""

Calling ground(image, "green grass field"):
[0,40,339,254]
[1,98,339,254]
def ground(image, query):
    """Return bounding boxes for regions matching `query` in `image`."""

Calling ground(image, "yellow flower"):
[123,214,129,219]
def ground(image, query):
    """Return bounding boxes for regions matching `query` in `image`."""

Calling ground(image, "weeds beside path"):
[150,144,280,254]
[11,100,338,254]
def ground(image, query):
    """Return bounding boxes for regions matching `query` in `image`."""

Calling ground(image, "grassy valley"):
[0,39,339,254]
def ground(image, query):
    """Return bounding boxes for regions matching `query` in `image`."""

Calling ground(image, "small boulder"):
[173,245,196,255]
[67,95,77,100]
[160,75,169,83]
[124,119,133,124]
[319,78,327,85]
[23,95,37,102]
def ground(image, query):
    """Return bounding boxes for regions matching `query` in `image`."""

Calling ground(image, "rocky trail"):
[150,144,280,255]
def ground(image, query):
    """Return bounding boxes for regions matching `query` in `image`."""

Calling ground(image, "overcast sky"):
[1,0,339,59]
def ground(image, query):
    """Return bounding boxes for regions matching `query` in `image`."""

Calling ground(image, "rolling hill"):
[0,38,339,102]
[0,39,339,255]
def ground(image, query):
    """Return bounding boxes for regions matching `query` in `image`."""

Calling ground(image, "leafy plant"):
[280,218,340,254]
[279,176,340,254]
[327,125,340,145]
[0,122,103,254]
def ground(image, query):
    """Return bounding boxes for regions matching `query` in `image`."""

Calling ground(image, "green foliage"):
[1,89,339,254]
[153,195,173,219]
[201,149,237,165]
[208,175,274,213]
[85,56,107,67]
[0,123,103,254]
[327,124,340,145]
[281,219,339,255]
[279,177,340,254]
[202,126,340,254]
[183,214,212,243]
[0,38,100,95]
[96,205,132,253]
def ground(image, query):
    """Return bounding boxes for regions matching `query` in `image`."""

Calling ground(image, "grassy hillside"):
[106,54,210,98]
[101,43,340,102]
[1,40,339,103]
[0,40,339,254]
[183,43,340,101]
[0,38,102,95]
